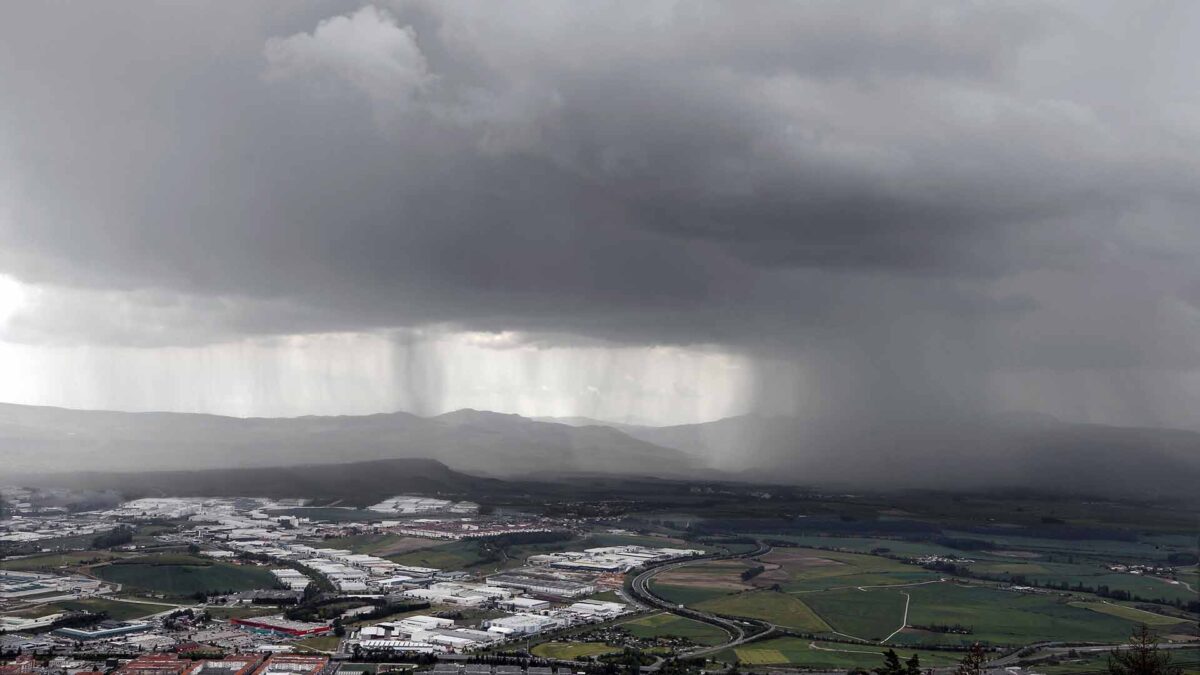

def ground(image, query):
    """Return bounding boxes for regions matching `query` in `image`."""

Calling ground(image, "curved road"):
[627,542,776,660]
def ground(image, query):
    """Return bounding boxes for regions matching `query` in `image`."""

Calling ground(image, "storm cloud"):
[2,1,1200,429]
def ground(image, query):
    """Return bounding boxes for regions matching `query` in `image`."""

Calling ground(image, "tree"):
[905,653,921,675]
[954,643,988,675]
[1108,625,1183,675]
[875,650,905,675]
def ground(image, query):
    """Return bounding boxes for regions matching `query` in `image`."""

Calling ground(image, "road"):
[878,591,910,644]
[627,542,777,661]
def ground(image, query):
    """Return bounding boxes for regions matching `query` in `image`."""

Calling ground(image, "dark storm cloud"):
[1,0,1199,425]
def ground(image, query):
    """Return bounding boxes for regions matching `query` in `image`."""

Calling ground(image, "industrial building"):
[485,573,595,598]
[54,620,152,641]
[251,655,329,675]
[230,616,331,638]
[481,613,565,637]
[113,654,194,675]
[526,545,703,572]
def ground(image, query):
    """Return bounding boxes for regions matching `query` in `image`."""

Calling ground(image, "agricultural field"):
[203,605,281,620]
[940,530,1189,564]
[387,540,495,570]
[313,533,438,557]
[660,531,1200,650]
[802,587,911,641]
[53,597,177,620]
[694,590,829,632]
[531,642,621,660]
[964,563,1199,605]
[1068,601,1190,626]
[620,612,730,646]
[892,583,1152,646]
[761,547,941,592]
[758,535,975,560]
[93,555,279,597]
[1035,647,1200,675]
[720,637,963,670]
[0,550,131,571]
[7,596,174,621]
[584,532,697,549]
[295,635,342,652]
[653,560,760,593]
[649,583,732,606]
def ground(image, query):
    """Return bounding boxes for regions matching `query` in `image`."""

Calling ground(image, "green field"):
[296,635,342,652]
[584,532,697,549]
[94,557,279,597]
[694,590,830,632]
[1036,647,1200,675]
[386,540,494,570]
[802,587,910,641]
[621,612,730,645]
[0,551,132,571]
[722,637,963,669]
[203,605,281,620]
[531,642,621,660]
[967,561,1054,576]
[763,547,941,592]
[650,583,736,606]
[313,533,437,557]
[894,584,1148,646]
[51,597,178,620]
[1068,601,1189,626]
[759,535,981,560]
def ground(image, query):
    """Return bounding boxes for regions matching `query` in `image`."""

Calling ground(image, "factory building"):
[230,616,331,638]
[55,620,152,641]
[485,573,595,598]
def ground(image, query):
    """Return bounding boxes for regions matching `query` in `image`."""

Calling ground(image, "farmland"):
[1034,647,1200,675]
[758,548,942,592]
[21,597,179,621]
[718,637,963,670]
[387,540,496,570]
[802,587,911,641]
[1069,600,1190,626]
[531,642,621,660]
[620,612,729,645]
[658,541,1199,649]
[93,555,279,597]
[893,583,1147,646]
[694,590,830,632]
[313,533,438,557]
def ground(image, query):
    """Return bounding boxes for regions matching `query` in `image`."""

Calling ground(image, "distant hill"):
[612,413,1200,499]
[531,416,647,433]
[0,403,693,479]
[14,457,494,503]
[3,401,1196,498]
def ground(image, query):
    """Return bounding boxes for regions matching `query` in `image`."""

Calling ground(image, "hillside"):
[14,457,495,503]
[614,413,1200,499]
[0,403,693,479]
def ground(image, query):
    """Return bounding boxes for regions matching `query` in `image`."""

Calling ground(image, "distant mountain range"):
[16,457,495,503]
[2,402,1197,498]
[528,411,1200,498]
[0,403,691,479]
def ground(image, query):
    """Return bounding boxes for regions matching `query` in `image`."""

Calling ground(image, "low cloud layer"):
[2,1,1200,429]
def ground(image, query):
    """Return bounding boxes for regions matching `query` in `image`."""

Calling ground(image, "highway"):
[626,542,778,660]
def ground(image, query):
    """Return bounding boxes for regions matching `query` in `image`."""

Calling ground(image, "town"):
[1,490,705,674]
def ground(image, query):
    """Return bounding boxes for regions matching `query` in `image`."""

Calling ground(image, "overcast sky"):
[2,1,1199,427]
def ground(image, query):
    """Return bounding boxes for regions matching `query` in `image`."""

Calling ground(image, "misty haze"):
[0,3,1196,674]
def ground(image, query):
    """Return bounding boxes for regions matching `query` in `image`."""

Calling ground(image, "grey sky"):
[1,1,1199,427]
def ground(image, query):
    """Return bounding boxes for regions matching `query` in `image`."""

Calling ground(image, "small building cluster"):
[526,546,702,573]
